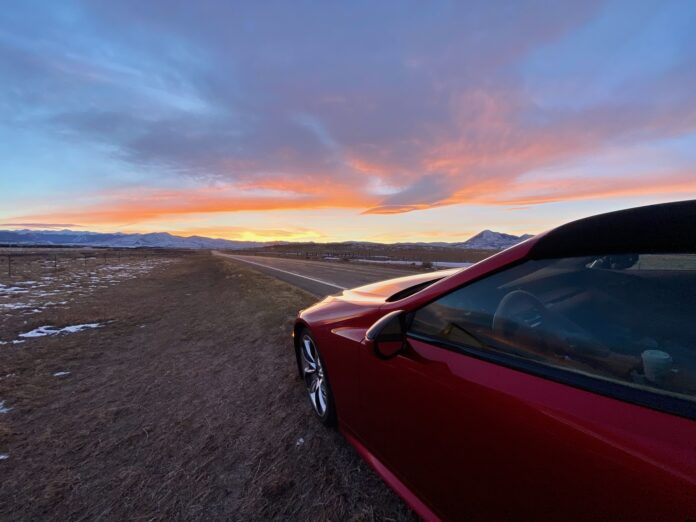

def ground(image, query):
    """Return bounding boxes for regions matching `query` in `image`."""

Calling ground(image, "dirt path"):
[0,255,415,521]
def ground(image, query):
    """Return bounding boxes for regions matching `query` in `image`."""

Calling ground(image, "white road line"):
[217,254,347,290]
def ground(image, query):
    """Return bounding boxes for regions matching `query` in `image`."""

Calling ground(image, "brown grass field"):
[0,253,416,521]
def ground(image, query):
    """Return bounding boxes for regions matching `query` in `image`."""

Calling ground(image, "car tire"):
[296,329,337,427]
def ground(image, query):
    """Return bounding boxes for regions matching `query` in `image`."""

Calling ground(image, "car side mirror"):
[365,310,407,359]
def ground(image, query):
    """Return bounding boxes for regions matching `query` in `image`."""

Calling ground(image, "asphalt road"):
[213,252,419,297]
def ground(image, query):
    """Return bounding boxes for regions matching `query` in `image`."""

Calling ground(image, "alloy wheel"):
[300,334,328,417]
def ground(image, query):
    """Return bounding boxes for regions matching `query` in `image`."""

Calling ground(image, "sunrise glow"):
[1,1,694,242]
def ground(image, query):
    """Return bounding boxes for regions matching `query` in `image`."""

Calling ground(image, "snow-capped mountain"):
[0,230,270,250]
[0,228,533,250]
[451,230,534,250]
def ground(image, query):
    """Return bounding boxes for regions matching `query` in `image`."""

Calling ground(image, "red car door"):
[356,254,696,521]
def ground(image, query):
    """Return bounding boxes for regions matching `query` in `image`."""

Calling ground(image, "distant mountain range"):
[0,229,532,250]
[0,230,271,250]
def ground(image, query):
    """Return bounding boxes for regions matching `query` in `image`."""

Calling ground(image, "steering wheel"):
[493,290,609,358]
[492,290,547,338]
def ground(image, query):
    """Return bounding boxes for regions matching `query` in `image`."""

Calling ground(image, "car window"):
[409,254,696,407]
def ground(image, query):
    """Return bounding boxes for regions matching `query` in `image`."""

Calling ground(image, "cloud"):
[0,223,82,229]
[477,170,696,206]
[1,0,695,229]
[5,186,376,226]
[363,175,456,214]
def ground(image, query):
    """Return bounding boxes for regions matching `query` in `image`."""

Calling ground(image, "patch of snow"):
[353,258,422,266]
[0,287,28,295]
[0,303,30,310]
[18,326,56,338]
[34,291,59,297]
[0,453,8,460]
[11,340,25,345]
[432,261,474,269]
[0,400,11,414]
[349,258,474,269]
[295,437,305,447]
[53,371,70,377]
[62,323,101,333]
[19,323,102,338]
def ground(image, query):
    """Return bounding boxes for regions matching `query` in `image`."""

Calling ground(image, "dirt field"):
[0,254,416,521]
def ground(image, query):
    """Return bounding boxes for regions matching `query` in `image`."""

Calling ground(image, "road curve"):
[213,252,419,297]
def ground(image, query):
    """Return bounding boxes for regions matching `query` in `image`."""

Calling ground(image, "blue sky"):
[0,0,694,241]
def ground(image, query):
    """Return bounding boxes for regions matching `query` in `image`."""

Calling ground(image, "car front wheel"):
[298,329,336,426]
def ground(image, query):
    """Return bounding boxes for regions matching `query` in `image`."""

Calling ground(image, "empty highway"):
[213,252,421,297]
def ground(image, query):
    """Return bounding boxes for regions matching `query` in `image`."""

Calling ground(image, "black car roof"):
[528,199,696,259]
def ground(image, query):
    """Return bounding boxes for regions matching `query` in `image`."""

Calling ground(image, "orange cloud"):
[476,171,696,206]
[6,168,695,229]
[361,204,430,215]
[3,186,377,226]
[346,156,394,176]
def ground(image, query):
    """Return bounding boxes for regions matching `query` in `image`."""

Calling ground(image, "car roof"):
[528,199,696,259]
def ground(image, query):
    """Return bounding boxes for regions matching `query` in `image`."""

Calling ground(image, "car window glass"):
[409,254,696,404]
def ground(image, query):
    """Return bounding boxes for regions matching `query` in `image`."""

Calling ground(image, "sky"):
[0,0,695,243]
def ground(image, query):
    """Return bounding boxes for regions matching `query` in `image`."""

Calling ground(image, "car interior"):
[410,254,696,401]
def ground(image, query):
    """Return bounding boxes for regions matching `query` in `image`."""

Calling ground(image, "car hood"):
[298,268,461,327]
[340,268,460,302]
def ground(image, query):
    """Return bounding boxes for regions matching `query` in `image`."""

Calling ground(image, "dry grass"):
[0,254,416,521]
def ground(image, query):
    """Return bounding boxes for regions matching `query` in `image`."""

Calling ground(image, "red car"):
[293,200,696,521]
